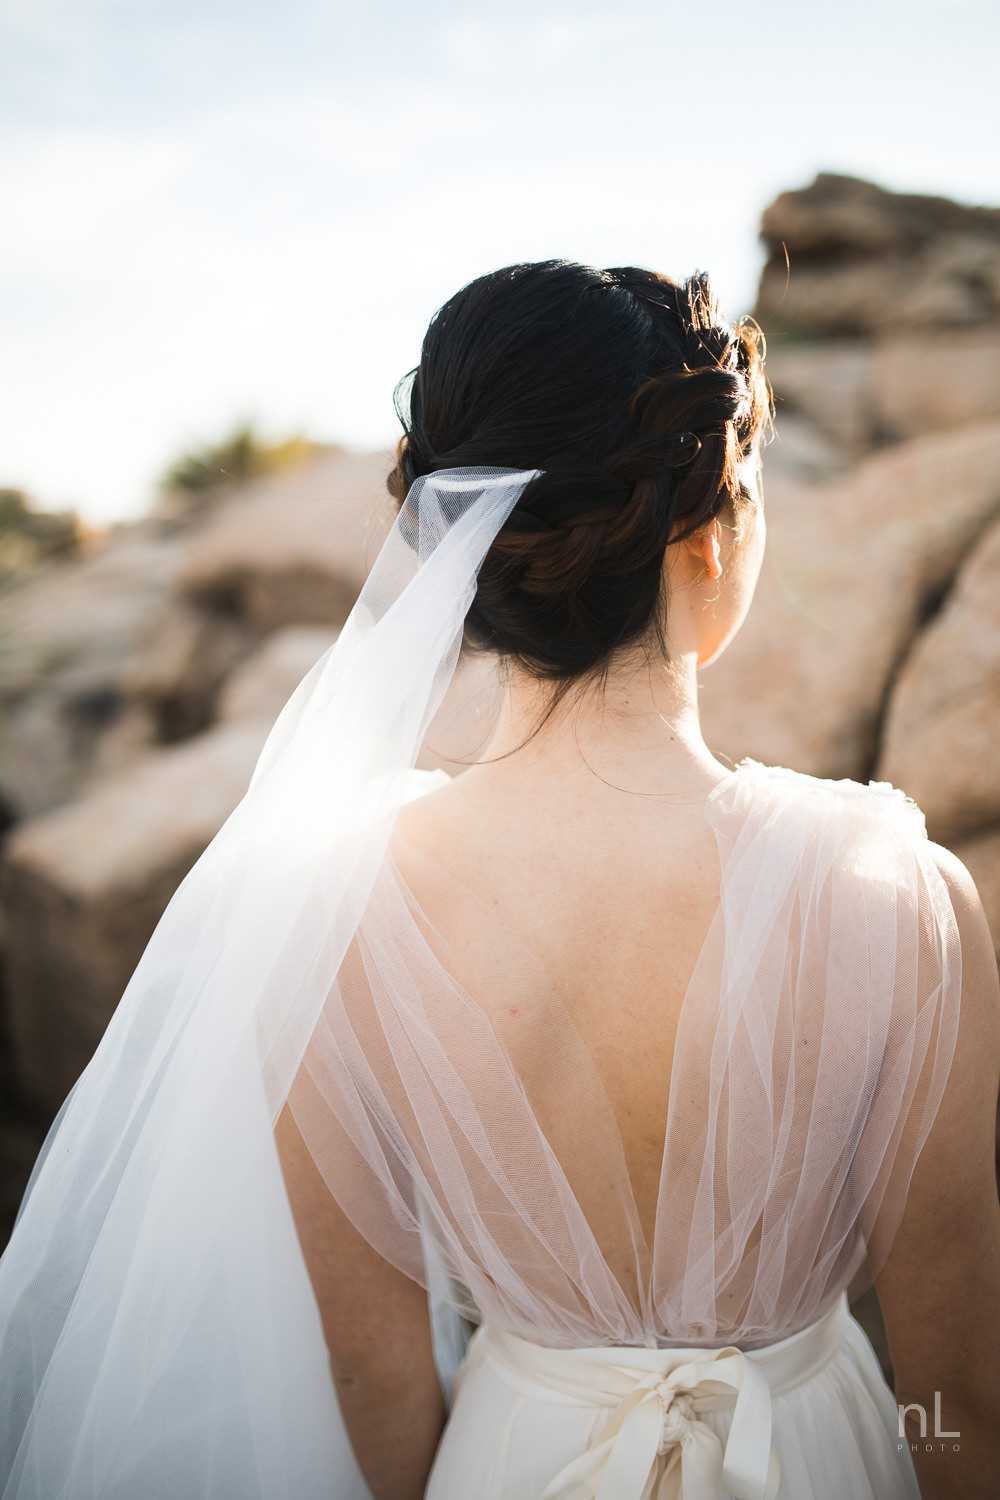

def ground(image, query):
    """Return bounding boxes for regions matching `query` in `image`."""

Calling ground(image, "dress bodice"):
[292,760,961,1350]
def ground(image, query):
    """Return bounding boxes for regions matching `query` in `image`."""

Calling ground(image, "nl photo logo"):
[898,1392,960,1453]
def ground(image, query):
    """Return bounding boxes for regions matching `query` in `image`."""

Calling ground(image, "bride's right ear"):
[672,519,723,586]
[695,520,724,582]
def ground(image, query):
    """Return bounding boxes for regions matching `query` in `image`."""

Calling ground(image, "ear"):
[689,518,723,581]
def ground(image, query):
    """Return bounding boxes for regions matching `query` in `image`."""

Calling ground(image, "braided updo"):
[388,261,769,681]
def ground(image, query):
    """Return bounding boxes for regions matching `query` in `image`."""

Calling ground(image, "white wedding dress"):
[0,473,959,1500]
[427,1294,912,1499]
[389,760,942,1500]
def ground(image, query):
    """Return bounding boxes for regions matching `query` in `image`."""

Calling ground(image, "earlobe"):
[702,520,723,582]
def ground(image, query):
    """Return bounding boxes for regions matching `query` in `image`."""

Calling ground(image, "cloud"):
[0,0,153,45]
[437,11,638,68]
[0,131,189,277]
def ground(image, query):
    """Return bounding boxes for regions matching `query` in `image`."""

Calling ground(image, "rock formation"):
[756,172,1000,338]
[877,511,1000,843]
[759,175,1000,461]
[699,421,1000,780]
[180,446,394,631]
[4,719,269,1105]
[0,524,190,821]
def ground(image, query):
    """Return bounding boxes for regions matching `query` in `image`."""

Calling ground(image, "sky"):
[1,0,999,523]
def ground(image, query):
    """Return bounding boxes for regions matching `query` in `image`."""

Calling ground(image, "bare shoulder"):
[394,770,482,862]
[929,841,994,915]
[874,839,1000,1399]
[928,841,1000,1022]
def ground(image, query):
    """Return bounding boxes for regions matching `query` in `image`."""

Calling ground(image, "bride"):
[1,261,998,1500]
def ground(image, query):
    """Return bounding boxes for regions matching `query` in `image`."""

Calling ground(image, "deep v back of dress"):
[292,760,960,1355]
[389,778,727,1276]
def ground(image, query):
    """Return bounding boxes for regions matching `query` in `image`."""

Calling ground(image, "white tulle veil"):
[0,469,539,1499]
[0,465,962,1500]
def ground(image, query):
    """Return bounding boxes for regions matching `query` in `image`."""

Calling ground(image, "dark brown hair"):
[388,261,769,682]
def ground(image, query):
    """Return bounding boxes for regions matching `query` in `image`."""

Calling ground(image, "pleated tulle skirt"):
[424,1293,920,1500]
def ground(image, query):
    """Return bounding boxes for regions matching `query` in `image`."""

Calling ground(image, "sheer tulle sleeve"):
[650,763,962,1344]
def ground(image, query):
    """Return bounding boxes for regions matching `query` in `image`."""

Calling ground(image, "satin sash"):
[471,1293,851,1500]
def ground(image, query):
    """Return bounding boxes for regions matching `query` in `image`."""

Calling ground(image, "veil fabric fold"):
[0,468,962,1500]
[0,470,538,1500]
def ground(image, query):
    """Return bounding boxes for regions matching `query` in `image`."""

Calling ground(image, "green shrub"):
[0,489,80,586]
[160,422,317,496]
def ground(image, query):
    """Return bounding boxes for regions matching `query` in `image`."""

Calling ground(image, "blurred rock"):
[765,344,876,455]
[760,174,987,257]
[759,410,853,483]
[700,420,1000,779]
[878,514,1000,843]
[218,626,338,725]
[757,257,899,342]
[0,526,187,818]
[765,329,1000,459]
[123,600,255,742]
[2,720,268,1110]
[182,447,394,631]
[756,174,1000,337]
[949,829,1000,965]
[872,329,1000,443]
[0,447,393,825]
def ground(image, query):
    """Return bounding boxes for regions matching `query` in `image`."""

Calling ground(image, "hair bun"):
[491,465,630,598]
[389,260,769,680]
[604,431,701,482]
[517,465,628,526]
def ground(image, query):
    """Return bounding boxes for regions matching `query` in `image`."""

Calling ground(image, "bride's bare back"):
[394,751,731,1253]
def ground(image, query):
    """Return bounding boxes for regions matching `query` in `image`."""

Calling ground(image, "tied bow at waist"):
[471,1295,851,1500]
[476,1322,810,1500]
[536,1345,779,1500]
